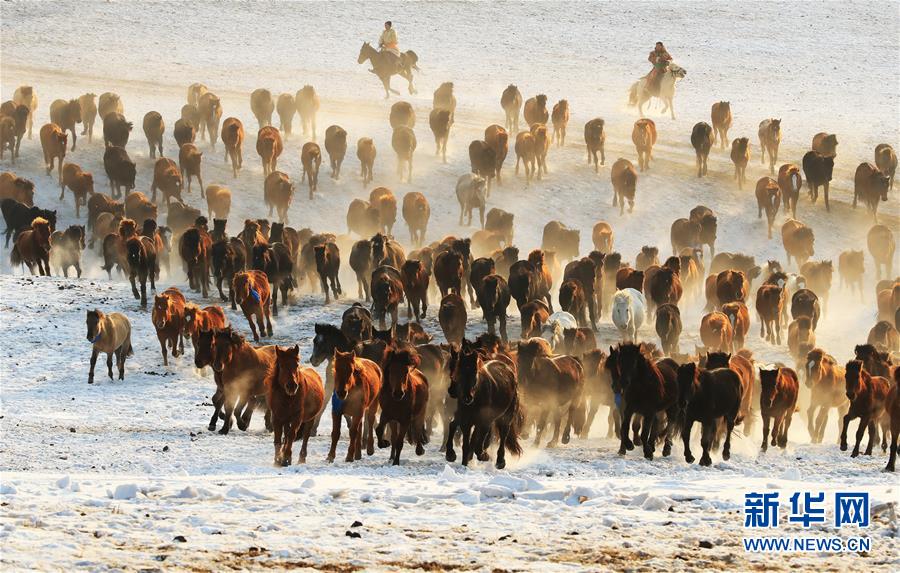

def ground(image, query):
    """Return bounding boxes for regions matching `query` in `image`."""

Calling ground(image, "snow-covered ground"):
[1,1,899,570]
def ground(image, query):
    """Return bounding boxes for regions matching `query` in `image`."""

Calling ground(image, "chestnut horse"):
[446,342,524,469]
[375,344,429,465]
[841,360,891,458]
[183,303,227,348]
[152,287,186,365]
[759,367,799,451]
[268,345,325,466]
[232,270,273,342]
[86,309,132,384]
[10,216,51,275]
[212,327,274,435]
[530,355,586,447]
[805,348,848,444]
[329,349,382,463]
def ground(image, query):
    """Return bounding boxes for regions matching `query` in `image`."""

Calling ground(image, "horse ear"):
[230,330,242,344]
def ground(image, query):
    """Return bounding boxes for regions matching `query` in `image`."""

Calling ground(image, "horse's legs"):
[760,412,772,452]
[618,405,635,454]
[460,422,473,466]
[364,402,378,455]
[281,419,299,465]
[242,308,259,342]
[864,418,877,456]
[272,421,284,466]
[390,421,407,466]
[219,392,238,435]
[158,334,169,366]
[682,418,695,463]
[444,418,458,462]
[87,348,99,384]
[779,408,793,448]
[642,414,658,460]
[208,386,223,431]
[850,415,868,457]
[326,410,341,462]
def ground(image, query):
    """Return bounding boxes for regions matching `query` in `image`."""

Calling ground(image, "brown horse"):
[314,242,342,303]
[730,137,750,189]
[50,99,82,151]
[758,119,781,174]
[841,360,891,458]
[756,282,785,344]
[592,221,613,253]
[59,163,94,218]
[151,158,183,206]
[39,123,67,183]
[221,117,244,177]
[479,274,511,341]
[301,142,322,198]
[329,349,382,463]
[676,362,742,466]
[295,86,320,139]
[179,226,211,297]
[514,131,536,184]
[357,137,376,187]
[178,143,204,195]
[375,344,429,465]
[759,367,799,451]
[838,250,865,301]
[530,355,586,447]
[49,224,85,277]
[703,351,755,435]
[372,265,404,329]
[655,303,682,356]
[370,187,398,235]
[232,270,273,342]
[401,259,429,321]
[710,101,731,149]
[390,126,417,185]
[805,348,848,444]
[875,143,897,191]
[429,109,451,163]
[531,123,550,179]
[853,162,891,222]
[500,85,522,133]
[867,224,894,280]
[802,151,835,211]
[485,124,509,185]
[268,345,325,466]
[755,177,781,239]
[152,287,186,365]
[612,343,679,460]
[700,311,734,353]
[523,94,549,127]
[551,99,569,147]
[401,191,429,247]
[446,342,524,469]
[631,119,657,171]
[198,92,222,146]
[439,293,467,344]
[611,158,637,215]
[782,219,815,268]
[256,126,282,178]
[141,111,164,158]
[10,216,51,275]
[85,309,132,384]
[777,163,802,219]
[211,327,274,434]
[721,302,750,350]
[691,122,713,177]
[183,303,227,349]
[584,118,606,171]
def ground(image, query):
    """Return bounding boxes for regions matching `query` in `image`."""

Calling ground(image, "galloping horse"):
[357,42,419,99]
[628,64,687,119]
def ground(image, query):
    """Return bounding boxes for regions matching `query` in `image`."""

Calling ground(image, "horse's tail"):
[627,82,639,107]
[10,243,22,267]
[123,330,134,358]
[790,170,801,194]
[505,392,526,457]
[711,418,726,451]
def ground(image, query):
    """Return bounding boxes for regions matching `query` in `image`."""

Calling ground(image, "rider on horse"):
[647,42,672,93]
[380,21,399,56]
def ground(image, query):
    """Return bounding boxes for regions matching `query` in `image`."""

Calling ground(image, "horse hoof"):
[377,439,389,449]
[723,451,731,461]
[218,428,229,436]
[415,444,424,456]
[851,451,859,458]
[477,452,490,462]
[617,447,627,456]
[495,459,506,470]
[326,456,334,464]
[445,450,457,462]
[685,455,695,464]
[700,457,712,467]
[208,423,216,432]
[840,443,848,451]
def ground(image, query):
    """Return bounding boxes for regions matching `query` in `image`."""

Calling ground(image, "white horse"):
[628,64,687,119]
[612,288,646,342]
[541,311,578,350]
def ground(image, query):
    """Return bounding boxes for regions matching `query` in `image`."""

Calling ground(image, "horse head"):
[275,345,302,396]
[669,64,687,79]
[358,42,372,64]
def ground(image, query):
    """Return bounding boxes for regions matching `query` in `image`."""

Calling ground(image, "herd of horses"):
[1,76,899,473]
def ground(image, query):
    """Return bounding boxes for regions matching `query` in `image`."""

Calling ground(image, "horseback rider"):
[379,21,399,56]
[647,42,672,92]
